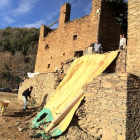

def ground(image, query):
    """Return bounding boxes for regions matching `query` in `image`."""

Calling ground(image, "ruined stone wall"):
[127,0,140,76]
[18,73,59,105]
[35,15,98,73]
[34,0,121,73]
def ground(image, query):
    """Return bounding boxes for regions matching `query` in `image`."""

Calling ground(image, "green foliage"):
[0,27,40,89]
[0,71,20,88]
[0,27,39,55]
[106,0,128,32]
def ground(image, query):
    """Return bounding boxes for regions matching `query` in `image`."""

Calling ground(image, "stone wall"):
[126,74,140,140]
[127,0,140,76]
[78,73,127,140]
[34,0,121,73]
[75,72,140,140]
[105,51,126,73]
[18,73,59,105]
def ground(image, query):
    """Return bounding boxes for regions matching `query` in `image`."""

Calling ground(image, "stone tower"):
[59,3,71,27]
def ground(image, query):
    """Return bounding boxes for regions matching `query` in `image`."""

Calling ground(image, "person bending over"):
[22,86,33,111]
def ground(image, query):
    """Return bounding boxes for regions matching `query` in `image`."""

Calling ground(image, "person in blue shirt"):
[93,40,102,53]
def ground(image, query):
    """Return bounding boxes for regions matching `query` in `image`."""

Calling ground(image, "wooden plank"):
[45,91,84,133]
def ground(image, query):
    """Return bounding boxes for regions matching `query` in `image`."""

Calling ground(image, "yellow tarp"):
[32,51,118,138]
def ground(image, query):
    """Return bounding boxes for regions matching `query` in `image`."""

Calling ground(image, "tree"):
[106,0,128,33]
[0,27,40,88]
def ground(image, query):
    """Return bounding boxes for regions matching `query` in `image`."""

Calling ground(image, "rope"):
[71,0,78,6]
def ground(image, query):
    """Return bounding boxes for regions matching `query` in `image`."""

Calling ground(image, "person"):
[22,86,33,111]
[119,34,125,50]
[93,40,102,53]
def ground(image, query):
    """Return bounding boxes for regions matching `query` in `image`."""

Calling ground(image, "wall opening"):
[45,44,49,50]
[48,64,50,69]
[73,35,77,40]
[51,56,52,59]
[74,51,83,58]
[63,53,65,56]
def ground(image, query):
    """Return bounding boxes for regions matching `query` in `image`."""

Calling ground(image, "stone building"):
[34,0,122,73]
[18,0,140,140]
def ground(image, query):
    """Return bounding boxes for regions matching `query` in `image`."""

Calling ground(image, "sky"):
[0,0,93,29]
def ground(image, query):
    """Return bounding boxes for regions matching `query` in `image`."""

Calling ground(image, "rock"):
[17,127,23,132]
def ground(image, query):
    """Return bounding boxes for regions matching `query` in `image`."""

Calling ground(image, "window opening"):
[45,44,49,50]
[48,64,50,69]
[74,51,83,58]
[73,35,77,40]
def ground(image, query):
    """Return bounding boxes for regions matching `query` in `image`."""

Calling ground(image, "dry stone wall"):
[34,0,100,73]
[18,73,59,105]
[76,72,140,140]
[78,73,127,140]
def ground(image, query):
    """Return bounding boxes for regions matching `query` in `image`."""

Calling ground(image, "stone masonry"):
[127,0,140,76]
[105,51,126,73]
[18,73,59,105]
[76,73,140,140]
[34,0,122,73]
[79,73,127,140]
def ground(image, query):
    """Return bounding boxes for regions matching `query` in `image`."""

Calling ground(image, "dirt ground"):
[0,92,43,140]
[0,92,98,140]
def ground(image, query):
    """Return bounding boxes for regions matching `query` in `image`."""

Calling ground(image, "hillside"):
[0,27,40,89]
